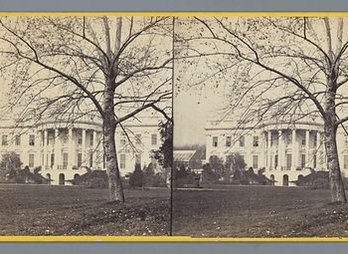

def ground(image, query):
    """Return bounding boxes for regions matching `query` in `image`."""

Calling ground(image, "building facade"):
[205,118,348,186]
[0,115,163,185]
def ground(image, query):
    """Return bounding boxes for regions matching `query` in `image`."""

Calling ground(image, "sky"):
[174,83,225,147]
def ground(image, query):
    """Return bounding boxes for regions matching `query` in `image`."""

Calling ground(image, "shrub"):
[72,170,108,189]
[129,163,144,187]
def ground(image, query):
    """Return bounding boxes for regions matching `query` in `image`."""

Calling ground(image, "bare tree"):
[0,16,173,202]
[176,17,348,202]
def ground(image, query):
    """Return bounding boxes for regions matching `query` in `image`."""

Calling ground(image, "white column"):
[93,130,98,168]
[43,130,47,170]
[82,129,86,166]
[316,131,321,170]
[278,130,284,170]
[54,129,61,170]
[267,131,272,168]
[306,130,310,168]
[68,128,74,169]
[259,132,265,168]
[292,129,297,170]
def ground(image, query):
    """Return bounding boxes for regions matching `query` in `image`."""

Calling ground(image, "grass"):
[0,184,169,236]
[172,185,348,237]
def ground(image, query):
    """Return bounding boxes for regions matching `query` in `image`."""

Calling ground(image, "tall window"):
[274,154,278,168]
[313,134,318,147]
[212,136,218,147]
[301,133,306,146]
[2,135,8,146]
[29,134,35,146]
[253,136,259,147]
[29,154,35,168]
[151,134,157,145]
[313,154,317,169]
[63,153,68,169]
[62,130,68,144]
[120,154,126,169]
[50,153,55,168]
[89,153,93,168]
[15,135,21,146]
[239,136,245,147]
[77,132,83,145]
[77,153,82,167]
[286,154,292,170]
[301,154,306,168]
[252,155,258,169]
[225,136,231,147]
[90,132,94,146]
[135,153,141,165]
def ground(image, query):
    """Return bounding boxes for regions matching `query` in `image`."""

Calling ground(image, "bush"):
[72,170,108,189]
[129,163,144,187]
[86,177,108,189]
[201,164,219,184]
[296,171,330,189]
[173,165,196,187]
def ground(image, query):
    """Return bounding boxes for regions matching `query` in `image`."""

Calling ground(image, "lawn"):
[0,184,170,236]
[172,185,348,237]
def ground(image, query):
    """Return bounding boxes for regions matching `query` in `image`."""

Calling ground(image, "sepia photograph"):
[173,16,348,237]
[0,16,173,236]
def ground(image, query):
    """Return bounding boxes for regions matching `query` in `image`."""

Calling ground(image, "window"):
[313,134,318,147]
[62,131,68,144]
[90,133,94,146]
[274,154,278,168]
[29,135,35,146]
[252,155,258,169]
[301,133,306,146]
[2,135,8,146]
[239,136,245,147]
[313,154,317,169]
[77,132,83,145]
[120,154,126,169]
[212,136,218,147]
[15,135,21,146]
[136,134,142,145]
[301,154,306,168]
[344,155,348,169]
[77,153,82,167]
[226,136,231,147]
[50,153,55,168]
[29,154,34,168]
[253,136,259,147]
[89,153,93,168]
[286,154,292,170]
[63,153,68,169]
[151,134,157,145]
[135,153,141,165]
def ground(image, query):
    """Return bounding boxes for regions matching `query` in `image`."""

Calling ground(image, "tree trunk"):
[103,84,125,202]
[324,90,347,203]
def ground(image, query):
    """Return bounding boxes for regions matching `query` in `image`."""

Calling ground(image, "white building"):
[205,117,348,186]
[0,114,163,185]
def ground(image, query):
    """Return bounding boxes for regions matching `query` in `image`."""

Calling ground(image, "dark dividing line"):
[169,16,175,237]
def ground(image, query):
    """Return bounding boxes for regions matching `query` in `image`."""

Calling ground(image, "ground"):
[172,185,348,237]
[0,184,169,235]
